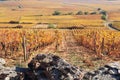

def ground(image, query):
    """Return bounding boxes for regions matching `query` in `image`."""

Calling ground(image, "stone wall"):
[0,54,120,80]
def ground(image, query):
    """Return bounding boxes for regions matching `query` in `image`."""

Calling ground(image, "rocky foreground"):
[0,54,120,80]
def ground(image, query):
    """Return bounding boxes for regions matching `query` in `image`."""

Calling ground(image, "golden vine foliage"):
[20,15,103,28]
[72,29,120,57]
[0,29,58,58]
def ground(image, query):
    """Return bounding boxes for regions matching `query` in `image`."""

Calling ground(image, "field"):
[112,21,120,29]
[109,12,120,21]
[0,14,104,28]
[108,12,120,29]
[0,0,120,71]
[0,0,120,29]
[20,15,103,28]
[0,29,120,70]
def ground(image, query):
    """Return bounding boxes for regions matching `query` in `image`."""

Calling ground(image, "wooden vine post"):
[55,30,59,51]
[22,36,27,61]
[101,38,104,54]
[93,32,96,53]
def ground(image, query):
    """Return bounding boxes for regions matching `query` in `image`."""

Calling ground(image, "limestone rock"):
[0,58,6,65]
[1,54,120,80]
[83,62,120,80]
[27,53,84,80]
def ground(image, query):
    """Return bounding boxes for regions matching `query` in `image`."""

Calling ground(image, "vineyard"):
[0,2,120,80]
[0,29,63,59]
[108,12,120,21]
[20,15,104,28]
[0,29,120,68]
[73,29,120,58]
[0,15,104,28]
[1,11,120,29]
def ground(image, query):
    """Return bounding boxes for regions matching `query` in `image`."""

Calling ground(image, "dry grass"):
[112,21,120,29]
[109,12,120,21]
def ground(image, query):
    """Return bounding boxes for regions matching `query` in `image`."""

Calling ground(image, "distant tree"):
[99,10,107,16]
[84,12,89,15]
[76,11,83,15]
[14,25,23,28]
[52,11,61,15]
[9,21,19,24]
[62,13,68,15]
[11,9,16,11]
[39,15,43,16]
[48,24,56,29]
[18,5,22,8]
[101,15,106,20]
[90,11,97,15]
[97,8,101,11]
[67,12,73,15]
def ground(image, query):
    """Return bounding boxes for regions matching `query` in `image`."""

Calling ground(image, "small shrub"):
[20,22,32,24]
[11,9,16,11]
[90,11,97,15]
[52,11,61,15]
[9,21,19,24]
[76,11,83,15]
[18,5,22,8]
[67,12,73,15]
[99,10,107,16]
[14,25,23,28]
[40,15,43,16]
[68,26,84,29]
[101,15,106,20]
[48,24,56,29]
[84,12,89,15]
[97,8,101,11]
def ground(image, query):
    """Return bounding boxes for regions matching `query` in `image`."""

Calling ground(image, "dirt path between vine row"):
[27,30,111,70]
[40,30,92,54]
[62,30,93,54]
[27,29,93,63]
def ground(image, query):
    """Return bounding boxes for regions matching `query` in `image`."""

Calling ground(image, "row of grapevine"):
[0,29,58,58]
[72,29,120,58]
[20,15,103,28]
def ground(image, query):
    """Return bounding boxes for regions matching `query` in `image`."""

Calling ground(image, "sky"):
[0,0,120,5]
[61,0,120,4]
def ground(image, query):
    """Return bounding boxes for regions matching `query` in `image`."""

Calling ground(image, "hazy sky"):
[0,0,120,5]
[61,0,120,4]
